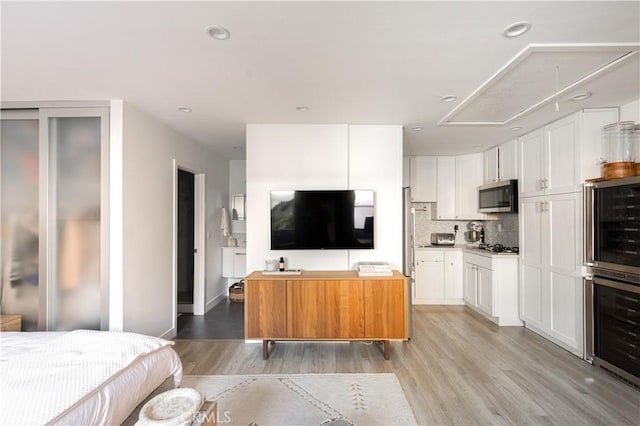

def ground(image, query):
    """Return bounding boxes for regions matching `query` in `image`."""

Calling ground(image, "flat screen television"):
[271,190,374,250]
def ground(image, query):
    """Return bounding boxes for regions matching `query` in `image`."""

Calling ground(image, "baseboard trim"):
[160,327,176,340]
[412,299,465,305]
[205,290,227,313]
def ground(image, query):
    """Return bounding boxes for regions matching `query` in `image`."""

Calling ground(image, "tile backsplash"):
[413,203,519,247]
[482,213,519,247]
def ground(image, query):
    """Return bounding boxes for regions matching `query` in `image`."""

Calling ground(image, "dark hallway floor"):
[175,298,244,339]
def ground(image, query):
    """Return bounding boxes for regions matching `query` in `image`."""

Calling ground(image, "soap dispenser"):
[278,257,285,271]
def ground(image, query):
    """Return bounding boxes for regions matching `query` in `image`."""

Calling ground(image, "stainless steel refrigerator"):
[402,187,414,339]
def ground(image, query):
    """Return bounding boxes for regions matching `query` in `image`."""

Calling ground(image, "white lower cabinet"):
[414,249,463,304]
[463,262,477,306]
[476,266,493,316]
[444,251,463,300]
[463,251,521,326]
[519,193,584,356]
[222,247,247,278]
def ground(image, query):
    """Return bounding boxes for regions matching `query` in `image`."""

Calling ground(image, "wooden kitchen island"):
[244,270,409,360]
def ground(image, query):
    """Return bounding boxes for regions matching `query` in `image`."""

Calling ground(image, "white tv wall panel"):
[347,125,403,270]
[246,124,350,272]
[245,124,404,274]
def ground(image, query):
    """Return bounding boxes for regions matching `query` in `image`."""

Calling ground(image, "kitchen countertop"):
[415,244,466,249]
[415,245,519,258]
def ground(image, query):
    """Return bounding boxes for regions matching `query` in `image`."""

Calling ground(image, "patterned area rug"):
[180,373,417,425]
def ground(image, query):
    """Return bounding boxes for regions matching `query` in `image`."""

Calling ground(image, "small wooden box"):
[0,315,22,332]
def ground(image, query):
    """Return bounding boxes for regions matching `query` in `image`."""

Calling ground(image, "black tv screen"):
[271,190,374,250]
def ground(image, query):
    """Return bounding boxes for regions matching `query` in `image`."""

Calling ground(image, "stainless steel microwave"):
[478,180,518,213]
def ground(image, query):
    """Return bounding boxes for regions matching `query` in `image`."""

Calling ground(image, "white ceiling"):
[2,1,639,160]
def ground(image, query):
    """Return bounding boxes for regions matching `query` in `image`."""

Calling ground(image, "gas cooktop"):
[476,244,519,254]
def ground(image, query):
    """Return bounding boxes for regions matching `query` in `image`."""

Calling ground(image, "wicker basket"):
[603,162,635,179]
[229,282,244,303]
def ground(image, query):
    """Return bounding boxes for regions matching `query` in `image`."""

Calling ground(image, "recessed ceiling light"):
[510,126,523,131]
[570,92,592,102]
[441,95,457,103]
[177,106,192,113]
[502,21,531,38]
[296,106,309,112]
[472,144,483,148]
[411,126,424,132]
[206,25,230,40]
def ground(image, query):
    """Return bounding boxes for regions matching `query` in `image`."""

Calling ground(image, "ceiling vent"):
[439,43,640,126]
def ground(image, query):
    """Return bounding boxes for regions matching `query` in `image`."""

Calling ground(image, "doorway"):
[176,169,194,313]
[172,159,205,337]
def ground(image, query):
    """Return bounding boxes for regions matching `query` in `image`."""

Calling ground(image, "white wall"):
[120,102,229,337]
[246,124,402,273]
[620,98,640,122]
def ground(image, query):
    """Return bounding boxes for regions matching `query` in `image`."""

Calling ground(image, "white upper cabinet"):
[409,156,437,202]
[434,154,483,220]
[518,129,545,198]
[518,108,619,198]
[483,147,499,184]
[483,139,517,184]
[435,156,456,219]
[499,139,518,181]
[518,113,580,198]
[545,113,582,196]
[455,153,483,220]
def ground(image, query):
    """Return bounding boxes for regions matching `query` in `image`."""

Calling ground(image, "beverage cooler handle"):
[584,275,594,362]
[584,183,595,266]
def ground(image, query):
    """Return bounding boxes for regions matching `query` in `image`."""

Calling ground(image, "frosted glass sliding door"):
[0,111,41,330]
[1,107,109,331]
[41,108,110,331]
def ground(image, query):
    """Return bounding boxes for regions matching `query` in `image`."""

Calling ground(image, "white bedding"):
[0,330,183,425]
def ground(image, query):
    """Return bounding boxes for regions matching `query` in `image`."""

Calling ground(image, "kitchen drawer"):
[415,250,444,262]
[463,252,492,270]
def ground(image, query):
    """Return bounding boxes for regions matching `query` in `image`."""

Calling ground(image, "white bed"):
[0,330,183,425]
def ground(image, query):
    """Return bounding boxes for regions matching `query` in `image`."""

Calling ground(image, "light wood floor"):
[173,305,640,425]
